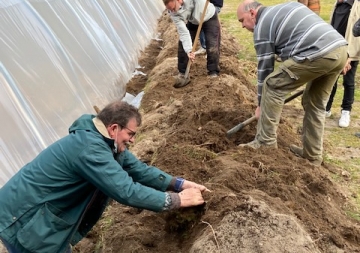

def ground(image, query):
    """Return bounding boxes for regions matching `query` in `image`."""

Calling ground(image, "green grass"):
[219,0,360,216]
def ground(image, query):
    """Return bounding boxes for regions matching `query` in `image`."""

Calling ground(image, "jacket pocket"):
[265,66,298,89]
[17,203,76,253]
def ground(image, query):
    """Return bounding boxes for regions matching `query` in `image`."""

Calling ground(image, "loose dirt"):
[73,13,360,253]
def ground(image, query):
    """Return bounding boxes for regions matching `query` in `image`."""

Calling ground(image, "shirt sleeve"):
[254,39,276,105]
[118,149,173,192]
[171,15,192,53]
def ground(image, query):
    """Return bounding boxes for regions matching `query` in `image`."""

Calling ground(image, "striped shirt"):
[254,2,347,104]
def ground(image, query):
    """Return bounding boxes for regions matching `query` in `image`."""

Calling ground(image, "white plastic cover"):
[0,0,165,187]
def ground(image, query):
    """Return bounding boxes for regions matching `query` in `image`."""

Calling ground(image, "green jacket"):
[0,114,172,253]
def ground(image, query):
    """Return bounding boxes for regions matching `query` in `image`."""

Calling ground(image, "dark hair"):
[97,101,142,128]
[244,1,262,12]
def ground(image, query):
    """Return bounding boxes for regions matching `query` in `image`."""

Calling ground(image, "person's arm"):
[119,149,173,190]
[74,143,167,212]
[171,15,192,53]
[120,150,209,192]
[254,40,276,106]
[75,143,204,212]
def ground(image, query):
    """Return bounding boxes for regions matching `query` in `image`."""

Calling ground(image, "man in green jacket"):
[0,101,207,253]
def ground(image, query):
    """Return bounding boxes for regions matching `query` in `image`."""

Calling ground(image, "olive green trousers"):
[256,46,348,161]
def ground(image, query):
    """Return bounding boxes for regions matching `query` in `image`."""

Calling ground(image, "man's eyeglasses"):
[120,125,136,138]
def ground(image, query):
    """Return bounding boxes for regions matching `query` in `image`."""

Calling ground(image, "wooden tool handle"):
[184,0,210,78]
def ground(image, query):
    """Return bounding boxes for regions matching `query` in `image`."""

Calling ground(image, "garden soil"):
[61,12,358,253]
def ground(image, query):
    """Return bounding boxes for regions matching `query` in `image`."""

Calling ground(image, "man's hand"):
[182,180,211,192]
[188,52,195,62]
[255,106,261,119]
[342,58,352,75]
[179,188,205,207]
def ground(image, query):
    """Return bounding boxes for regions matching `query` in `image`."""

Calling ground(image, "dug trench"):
[73,13,360,253]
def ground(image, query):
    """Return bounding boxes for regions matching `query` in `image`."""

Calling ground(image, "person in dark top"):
[325,0,360,128]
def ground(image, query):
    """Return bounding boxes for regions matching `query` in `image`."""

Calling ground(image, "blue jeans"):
[1,238,72,253]
[200,6,221,49]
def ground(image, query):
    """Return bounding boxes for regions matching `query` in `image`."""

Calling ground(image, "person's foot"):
[208,72,219,78]
[239,139,278,149]
[176,73,185,79]
[325,110,331,118]
[289,144,322,166]
[194,47,206,55]
[339,110,350,128]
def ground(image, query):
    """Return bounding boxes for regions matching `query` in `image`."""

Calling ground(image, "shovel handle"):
[184,0,210,79]
[226,116,256,136]
[226,89,304,136]
[284,89,303,103]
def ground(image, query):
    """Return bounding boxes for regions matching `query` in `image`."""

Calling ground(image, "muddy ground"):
[69,13,360,253]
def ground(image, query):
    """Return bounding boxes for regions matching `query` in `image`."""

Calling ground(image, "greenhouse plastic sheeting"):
[0,0,165,187]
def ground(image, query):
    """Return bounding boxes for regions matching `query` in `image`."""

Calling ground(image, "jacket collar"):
[92,117,118,153]
[92,117,111,138]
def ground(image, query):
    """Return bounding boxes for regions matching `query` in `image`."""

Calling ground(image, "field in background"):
[219,0,360,219]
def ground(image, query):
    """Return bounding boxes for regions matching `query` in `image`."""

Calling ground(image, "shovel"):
[174,0,210,88]
[226,89,304,137]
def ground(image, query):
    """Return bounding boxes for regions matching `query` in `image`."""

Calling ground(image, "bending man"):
[237,0,347,166]
[0,101,207,253]
[164,0,221,88]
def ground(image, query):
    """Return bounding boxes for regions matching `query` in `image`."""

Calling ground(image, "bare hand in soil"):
[182,180,211,192]
[179,188,204,207]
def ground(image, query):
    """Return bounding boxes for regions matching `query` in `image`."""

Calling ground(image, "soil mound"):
[74,13,360,253]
